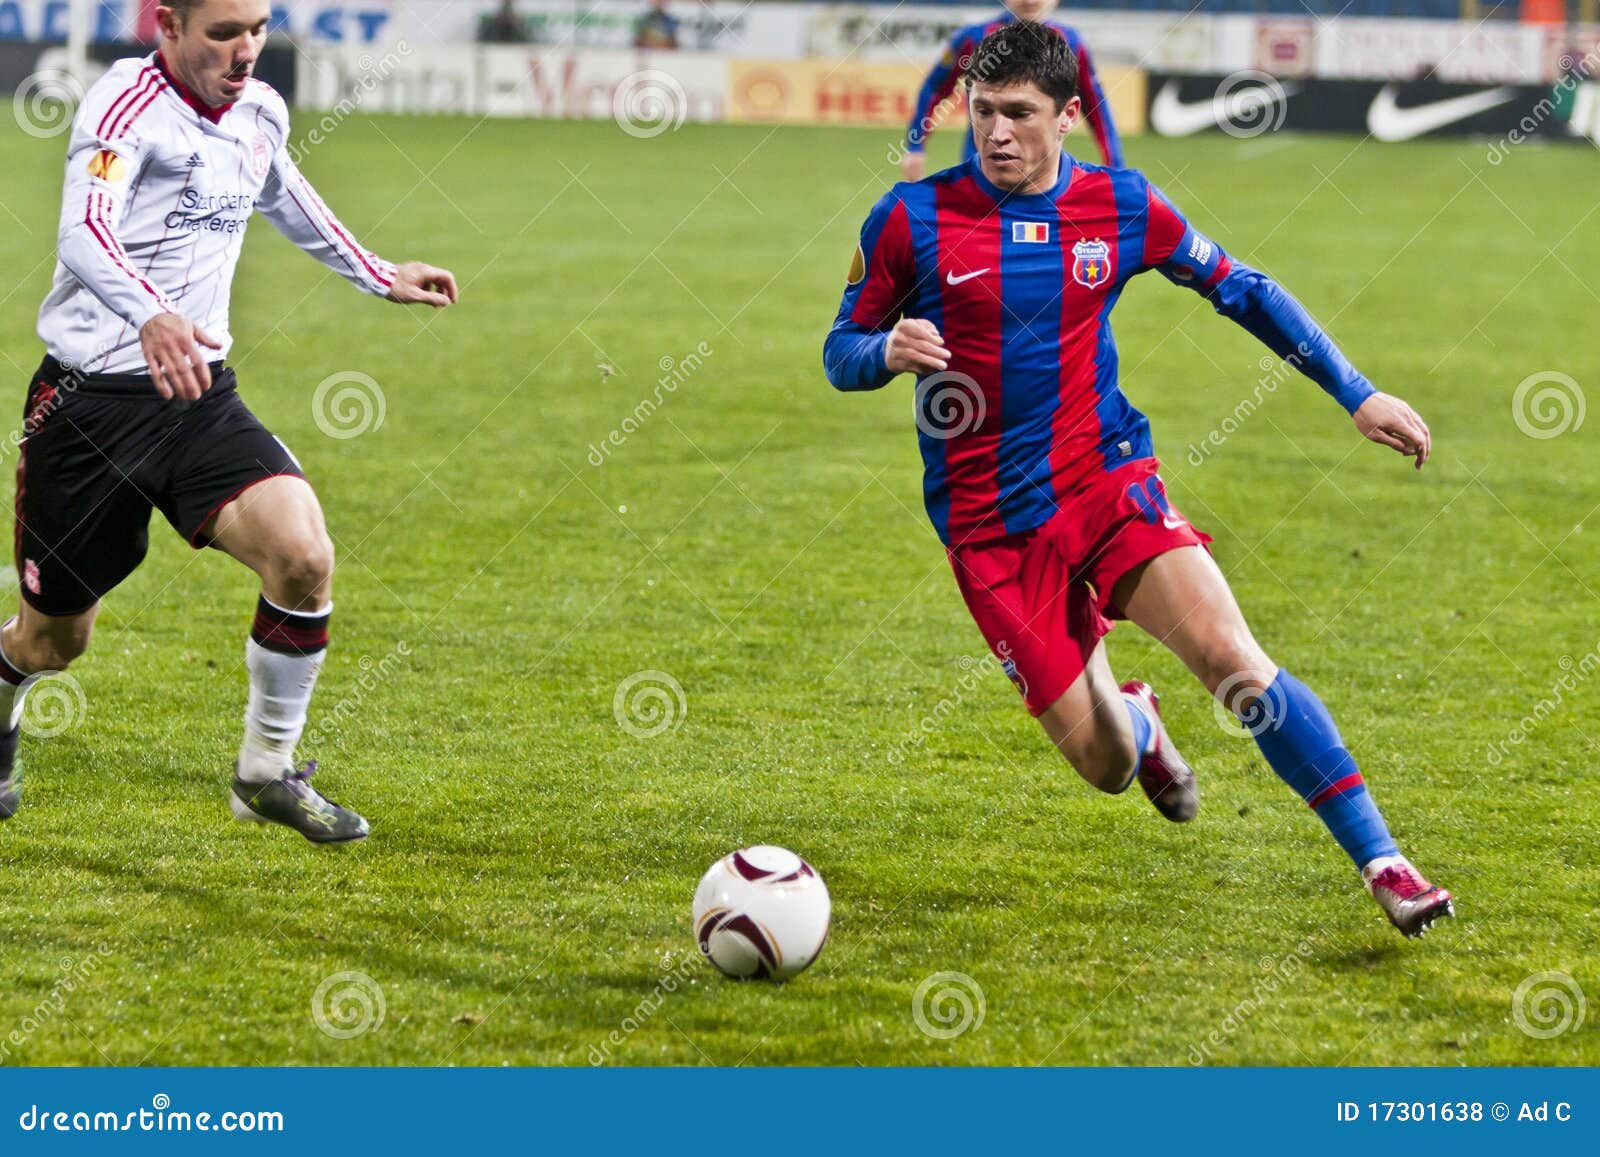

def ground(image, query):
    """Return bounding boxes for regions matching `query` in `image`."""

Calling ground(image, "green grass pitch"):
[0,113,1595,1066]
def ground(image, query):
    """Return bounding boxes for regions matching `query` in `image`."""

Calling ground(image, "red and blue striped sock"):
[1247,669,1399,870]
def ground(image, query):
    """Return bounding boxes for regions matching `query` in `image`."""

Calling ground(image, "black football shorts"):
[13,355,305,616]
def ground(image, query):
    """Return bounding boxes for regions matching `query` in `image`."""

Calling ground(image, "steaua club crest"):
[248,132,272,179]
[1071,238,1112,289]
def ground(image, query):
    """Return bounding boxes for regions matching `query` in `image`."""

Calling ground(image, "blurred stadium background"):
[4,0,1599,148]
[0,2,1596,1067]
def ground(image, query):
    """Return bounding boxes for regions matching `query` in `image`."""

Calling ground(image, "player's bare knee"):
[1197,636,1274,703]
[272,534,334,608]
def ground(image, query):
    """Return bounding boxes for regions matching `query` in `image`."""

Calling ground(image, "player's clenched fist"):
[884,318,951,376]
[139,312,222,401]
[386,262,459,308]
[1352,392,1431,470]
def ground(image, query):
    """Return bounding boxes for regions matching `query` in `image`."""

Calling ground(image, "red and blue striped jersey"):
[906,14,1122,168]
[824,156,1376,547]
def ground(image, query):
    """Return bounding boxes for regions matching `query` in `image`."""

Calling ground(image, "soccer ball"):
[692,845,831,981]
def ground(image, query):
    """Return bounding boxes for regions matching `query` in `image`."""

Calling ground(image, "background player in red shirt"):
[827,24,1452,937]
[901,0,1122,183]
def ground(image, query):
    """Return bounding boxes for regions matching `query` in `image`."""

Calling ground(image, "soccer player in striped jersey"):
[826,24,1452,936]
[0,0,457,842]
[900,1,1121,182]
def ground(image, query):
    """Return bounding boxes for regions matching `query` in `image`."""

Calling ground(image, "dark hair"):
[161,0,208,26]
[965,23,1080,109]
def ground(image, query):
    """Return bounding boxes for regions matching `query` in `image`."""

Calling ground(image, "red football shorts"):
[947,458,1212,716]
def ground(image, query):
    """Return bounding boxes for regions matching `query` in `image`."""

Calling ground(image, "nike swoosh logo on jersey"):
[946,268,990,286]
[1149,79,1300,137]
[1366,85,1517,142]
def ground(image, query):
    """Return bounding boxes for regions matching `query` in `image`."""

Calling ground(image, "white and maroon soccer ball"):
[692,846,831,981]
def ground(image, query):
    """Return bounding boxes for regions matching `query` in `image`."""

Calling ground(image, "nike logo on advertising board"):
[1149,79,1300,137]
[1365,85,1517,142]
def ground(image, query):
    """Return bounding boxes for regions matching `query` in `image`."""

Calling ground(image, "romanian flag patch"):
[1011,221,1049,243]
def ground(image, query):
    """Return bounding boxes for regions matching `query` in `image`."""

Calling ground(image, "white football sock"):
[238,614,329,784]
[0,620,33,733]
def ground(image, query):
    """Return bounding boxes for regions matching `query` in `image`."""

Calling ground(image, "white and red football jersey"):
[38,52,397,374]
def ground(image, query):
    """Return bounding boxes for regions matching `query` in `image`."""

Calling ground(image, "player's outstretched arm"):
[256,152,398,297]
[386,262,458,308]
[1140,178,1429,470]
[1207,269,1431,470]
[253,94,401,299]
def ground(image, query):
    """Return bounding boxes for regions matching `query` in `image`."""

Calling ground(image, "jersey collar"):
[969,151,1073,205]
[153,51,235,124]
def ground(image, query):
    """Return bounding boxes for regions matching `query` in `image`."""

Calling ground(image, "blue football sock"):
[1246,670,1399,869]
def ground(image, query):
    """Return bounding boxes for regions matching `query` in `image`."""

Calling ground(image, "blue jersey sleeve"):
[824,189,916,392]
[1142,179,1375,414]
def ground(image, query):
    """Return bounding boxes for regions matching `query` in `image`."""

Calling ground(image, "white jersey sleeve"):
[254,93,397,297]
[55,63,180,335]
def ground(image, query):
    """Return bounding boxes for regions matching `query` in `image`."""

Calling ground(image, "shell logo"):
[734,70,791,119]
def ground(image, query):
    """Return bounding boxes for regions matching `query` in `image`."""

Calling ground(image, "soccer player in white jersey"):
[0,0,457,842]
